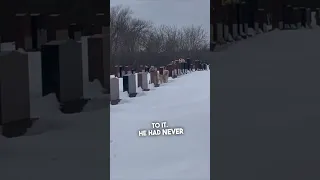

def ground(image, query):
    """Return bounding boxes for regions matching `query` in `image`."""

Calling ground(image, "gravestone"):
[186,58,191,71]
[145,66,150,72]
[150,70,160,87]
[68,23,82,41]
[56,29,69,40]
[110,77,120,105]
[41,40,87,113]
[0,51,34,137]
[138,72,143,87]
[37,29,47,49]
[216,23,225,44]
[122,74,137,97]
[87,34,109,91]
[195,60,200,71]
[119,66,124,77]
[159,67,164,75]
[172,64,177,78]
[124,66,130,75]
[166,64,173,77]
[141,72,150,91]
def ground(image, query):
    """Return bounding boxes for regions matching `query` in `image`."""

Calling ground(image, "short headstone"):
[141,72,150,91]
[41,40,88,113]
[87,34,109,91]
[0,51,36,137]
[110,77,121,105]
[123,74,137,97]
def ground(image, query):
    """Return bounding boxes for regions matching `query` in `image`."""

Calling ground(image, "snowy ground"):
[1,22,320,180]
[0,62,210,179]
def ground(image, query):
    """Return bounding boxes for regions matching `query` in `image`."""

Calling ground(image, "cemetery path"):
[210,28,320,180]
[111,71,210,180]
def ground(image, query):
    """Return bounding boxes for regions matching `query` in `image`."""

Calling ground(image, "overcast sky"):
[110,0,210,35]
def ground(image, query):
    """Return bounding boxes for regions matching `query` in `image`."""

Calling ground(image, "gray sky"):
[110,0,210,35]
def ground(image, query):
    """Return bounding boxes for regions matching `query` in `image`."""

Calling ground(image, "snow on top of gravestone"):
[0,50,25,57]
[90,34,107,38]
[45,39,78,45]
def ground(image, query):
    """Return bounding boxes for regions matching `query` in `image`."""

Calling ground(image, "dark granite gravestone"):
[68,23,82,41]
[166,64,173,77]
[145,66,150,72]
[202,63,207,70]
[87,34,109,91]
[300,7,307,27]
[124,66,129,75]
[316,9,320,26]
[41,40,88,113]
[122,74,137,97]
[14,14,33,51]
[194,60,200,71]
[110,77,120,105]
[119,66,124,77]
[0,51,36,137]
[123,75,129,92]
[186,58,191,71]
[138,72,143,87]
[45,14,69,41]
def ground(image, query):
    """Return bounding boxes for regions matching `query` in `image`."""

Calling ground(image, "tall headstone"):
[123,74,137,97]
[166,64,173,77]
[138,72,143,87]
[119,66,124,77]
[110,77,120,105]
[41,40,86,113]
[14,14,32,51]
[87,34,109,92]
[0,51,32,137]
[141,72,150,91]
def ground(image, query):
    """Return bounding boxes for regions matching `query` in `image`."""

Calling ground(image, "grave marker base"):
[60,98,90,114]
[111,99,121,105]
[142,88,150,91]
[1,117,39,138]
[154,84,160,87]
[128,93,138,98]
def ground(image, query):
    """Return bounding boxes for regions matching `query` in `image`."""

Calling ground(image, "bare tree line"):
[110,5,211,68]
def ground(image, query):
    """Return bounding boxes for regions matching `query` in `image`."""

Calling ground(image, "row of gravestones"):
[109,59,209,105]
[282,7,320,29]
[0,33,110,138]
[210,7,320,50]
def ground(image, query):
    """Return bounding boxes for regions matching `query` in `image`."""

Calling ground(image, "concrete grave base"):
[1,117,39,138]
[111,99,121,105]
[60,98,90,114]
[128,93,138,98]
